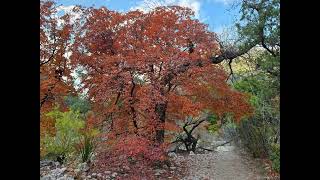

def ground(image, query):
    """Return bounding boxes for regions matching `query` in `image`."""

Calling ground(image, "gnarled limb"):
[171,116,209,152]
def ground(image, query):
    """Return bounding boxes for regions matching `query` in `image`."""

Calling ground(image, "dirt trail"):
[174,131,267,180]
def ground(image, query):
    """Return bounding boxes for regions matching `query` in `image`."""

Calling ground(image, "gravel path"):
[173,131,267,180]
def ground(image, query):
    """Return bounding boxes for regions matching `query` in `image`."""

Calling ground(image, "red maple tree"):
[70,6,252,144]
[40,1,75,116]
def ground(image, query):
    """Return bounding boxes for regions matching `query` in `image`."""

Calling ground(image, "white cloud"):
[178,0,201,19]
[208,0,236,5]
[131,0,202,19]
[56,5,75,13]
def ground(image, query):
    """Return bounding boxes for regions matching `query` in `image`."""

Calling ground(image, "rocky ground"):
[40,160,122,180]
[41,131,278,180]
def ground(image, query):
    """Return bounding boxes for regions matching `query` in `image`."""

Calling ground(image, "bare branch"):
[40,34,57,66]
[226,59,234,82]
[210,43,256,64]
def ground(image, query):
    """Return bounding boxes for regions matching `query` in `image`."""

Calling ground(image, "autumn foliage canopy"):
[69,5,251,140]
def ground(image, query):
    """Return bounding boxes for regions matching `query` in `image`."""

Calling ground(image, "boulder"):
[91,173,97,177]
[123,165,130,171]
[111,172,118,177]
[104,171,111,174]
[57,175,74,180]
[168,152,178,158]
[77,162,89,172]
[74,169,81,176]
[40,160,55,168]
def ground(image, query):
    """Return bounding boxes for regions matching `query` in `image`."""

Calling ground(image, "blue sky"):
[55,0,240,34]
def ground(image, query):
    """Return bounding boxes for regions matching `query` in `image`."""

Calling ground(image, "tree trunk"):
[155,102,167,144]
[183,135,198,152]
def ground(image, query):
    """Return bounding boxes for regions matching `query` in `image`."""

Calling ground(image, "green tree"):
[236,0,280,56]
[64,95,91,115]
[211,0,280,71]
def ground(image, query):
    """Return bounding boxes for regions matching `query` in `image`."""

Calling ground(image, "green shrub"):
[43,107,85,163]
[222,122,238,140]
[208,124,219,134]
[233,72,279,160]
[270,143,280,172]
[237,118,270,158]
[76,129,99,163]
[207,113,217,124]
[206,113,220,134]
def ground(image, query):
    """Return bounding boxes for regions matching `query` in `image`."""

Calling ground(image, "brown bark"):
[155,102,167,143]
